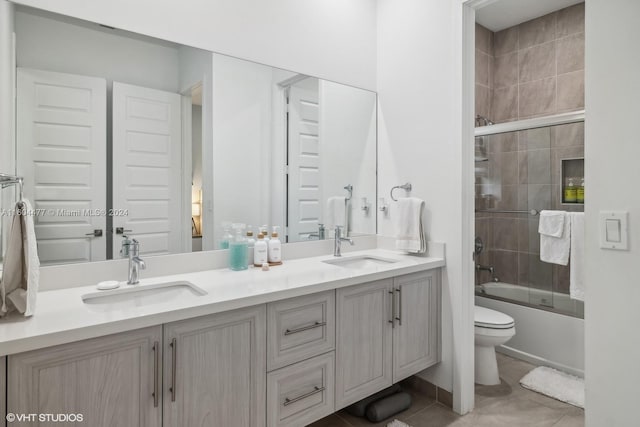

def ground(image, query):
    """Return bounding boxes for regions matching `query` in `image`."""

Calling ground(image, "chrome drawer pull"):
[152,341,160,407]
[169,338,177,402]
[284,321,326,336]
[388,290,395,328]
[283,386,325,406]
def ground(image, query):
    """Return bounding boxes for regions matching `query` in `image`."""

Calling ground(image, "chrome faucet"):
[334,226,354,257]
[475,264,494,275]
[121,237,146,285]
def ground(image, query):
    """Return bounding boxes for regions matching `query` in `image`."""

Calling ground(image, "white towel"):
[538,210,566,237]
[0,199,40,317]
[325,196,347,232]
[569,212,585,301]
[539,210,570,265]
[395,197,426,254]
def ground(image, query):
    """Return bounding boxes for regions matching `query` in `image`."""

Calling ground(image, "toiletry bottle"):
[219,223,233,249]
[268,226,282,263]
[564,178,577,203]
[246,226,256,266]
[229,223,248,271]
[577,178,585,203]
[254,233,268,266]
[260,225,270,242]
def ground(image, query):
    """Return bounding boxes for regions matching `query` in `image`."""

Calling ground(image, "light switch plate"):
[600,211,629,250]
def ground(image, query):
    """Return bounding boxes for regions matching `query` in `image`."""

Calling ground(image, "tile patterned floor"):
[309,353,584,427]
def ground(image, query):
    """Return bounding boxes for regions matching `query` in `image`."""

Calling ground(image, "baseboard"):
[401,376,453,409]
[497,345,584,378]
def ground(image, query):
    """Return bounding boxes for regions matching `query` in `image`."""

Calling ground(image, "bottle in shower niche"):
[268,226,282,263]
[229,223,248,271]
[577,178,585,203]
[564,178,577,203]
[254,233,268,266]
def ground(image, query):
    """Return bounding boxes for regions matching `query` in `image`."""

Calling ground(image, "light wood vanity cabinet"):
[335,270,441,409]
[163,305,266,427]
[8,326,163,427]
[4,268,440,426]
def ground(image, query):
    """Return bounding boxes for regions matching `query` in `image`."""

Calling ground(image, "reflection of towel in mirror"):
[325,196,347,231]
[396,197,426,254]
[0,199,40,317]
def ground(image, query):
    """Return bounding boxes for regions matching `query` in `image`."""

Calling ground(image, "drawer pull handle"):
[388,290,395,328]
[284,321,326,335]
[152,341,159,407]
[283,386,325,406]
[169,338,177,402]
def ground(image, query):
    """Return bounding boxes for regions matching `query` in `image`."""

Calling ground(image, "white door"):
[112,82,183,258]
[287,79,322,241]
[17,68,107,264]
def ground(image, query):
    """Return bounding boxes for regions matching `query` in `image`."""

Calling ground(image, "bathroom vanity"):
[0,250,443,427]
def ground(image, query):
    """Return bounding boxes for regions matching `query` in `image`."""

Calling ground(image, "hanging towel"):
[325,196,347,232]
[395,197,426,254]
[0,199,40,317]
[539,210,570,265]
[569,212,585,301]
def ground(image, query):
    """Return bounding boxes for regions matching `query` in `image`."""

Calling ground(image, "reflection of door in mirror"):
[17,68,108,264]
[13,8,207,264]
[287,78,322,242]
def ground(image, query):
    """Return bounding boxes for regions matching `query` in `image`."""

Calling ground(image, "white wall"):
[15,9,180,92]
[9,0,377,91]
[584,1,640,425]
[319,80,377,237]
[377,0,465,404]
[211,54,274,245]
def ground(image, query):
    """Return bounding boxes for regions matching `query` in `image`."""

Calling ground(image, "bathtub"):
[476,281,585,377]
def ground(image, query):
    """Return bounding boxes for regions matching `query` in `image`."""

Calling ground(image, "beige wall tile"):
[557,2,585,38]
[493,217,518,252]
[476,50,490,86]
[476,23,493,54]
[519,41,556,83]
[527,149,552,185]
[557,33,585,74]
[519,77,556,118]
[557,70,584,111]
[494,52,518,88]
[553,122,584,148]
[488,131,518,153]
[492,85,518,121]
[519,127,552,150]
[518,13,556,49]
[494,26,518,56]
[475,83,491,119]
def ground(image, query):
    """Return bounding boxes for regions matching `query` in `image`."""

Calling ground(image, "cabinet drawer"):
[267,352,335,427]
[267,291,335,370]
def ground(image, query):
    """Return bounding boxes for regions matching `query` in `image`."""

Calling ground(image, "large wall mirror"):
[2,6,377,266]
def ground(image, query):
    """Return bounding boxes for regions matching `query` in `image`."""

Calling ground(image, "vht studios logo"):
[6,413,84,423]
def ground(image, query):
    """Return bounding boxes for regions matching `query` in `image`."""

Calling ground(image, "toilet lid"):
[475,306,515,329]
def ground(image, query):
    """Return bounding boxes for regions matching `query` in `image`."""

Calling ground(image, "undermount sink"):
[82,281,207,310]
[322,255,399,269]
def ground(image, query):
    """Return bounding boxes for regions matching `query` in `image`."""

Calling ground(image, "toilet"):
[474,306,516,385]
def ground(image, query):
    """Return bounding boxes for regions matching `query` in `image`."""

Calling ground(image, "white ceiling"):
[476,0,584,32]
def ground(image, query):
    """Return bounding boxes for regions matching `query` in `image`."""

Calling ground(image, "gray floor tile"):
[307,414,352,427]
[336,389,437,426]
[405,403,465,427]
[552,412,585,427]
[468,396,569,426]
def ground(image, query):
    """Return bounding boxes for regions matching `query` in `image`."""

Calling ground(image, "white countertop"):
[0,249,444,356]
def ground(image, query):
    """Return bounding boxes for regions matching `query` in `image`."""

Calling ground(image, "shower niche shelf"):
[561,157,585,205]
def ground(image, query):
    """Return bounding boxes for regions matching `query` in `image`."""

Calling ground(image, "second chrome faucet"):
[334,226,354,257]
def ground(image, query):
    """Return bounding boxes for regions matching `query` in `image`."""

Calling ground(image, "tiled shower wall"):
[475,2,585,123]
[474,3,585,301]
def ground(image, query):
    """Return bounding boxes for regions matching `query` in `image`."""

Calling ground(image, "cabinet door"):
[392,270,441,381]
[163,305,266,427]
[335,279,393,410]
[8,326,162,427]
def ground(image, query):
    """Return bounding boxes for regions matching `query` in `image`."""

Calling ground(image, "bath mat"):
[520,366,585,408]
[386,420,412,427]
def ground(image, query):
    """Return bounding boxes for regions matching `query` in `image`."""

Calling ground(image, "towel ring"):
[390,183,412,201]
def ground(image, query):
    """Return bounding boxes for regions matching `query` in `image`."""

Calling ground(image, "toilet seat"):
[474,306,514,329]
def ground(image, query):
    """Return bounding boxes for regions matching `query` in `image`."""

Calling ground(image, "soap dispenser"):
[254,233,268,266]
[219,223,233,249]
[268,226,282,263]
[260,225,270,242]
[246,225,256,266]
[229,223,248,271]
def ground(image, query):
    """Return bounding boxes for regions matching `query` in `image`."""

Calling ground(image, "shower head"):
[476,115,494,126]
